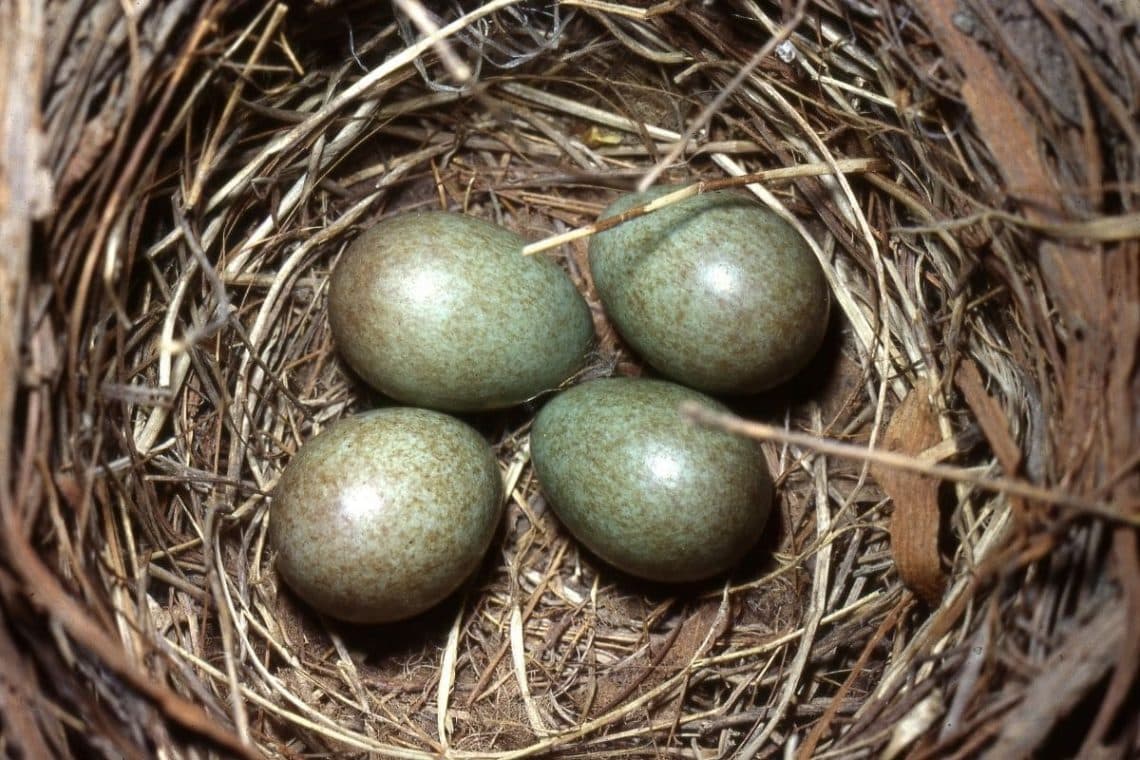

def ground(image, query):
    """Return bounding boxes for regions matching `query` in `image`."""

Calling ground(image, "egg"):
[530,378,773,582]
[328,211,594,412]
[589,187,830,394]
[270,408,503,624]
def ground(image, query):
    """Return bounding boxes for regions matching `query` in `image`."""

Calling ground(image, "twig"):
[681,403,1139,525]
[734,410,831,757]
[638,0,807,190]
[521,159,887,255]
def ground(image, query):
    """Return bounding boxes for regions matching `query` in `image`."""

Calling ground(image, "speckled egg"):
[328,211,594,412]
[589,187,830,394]
[530,378,773,582]
[270,408,503,624]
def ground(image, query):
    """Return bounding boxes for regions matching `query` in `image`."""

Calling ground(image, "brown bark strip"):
[875,380,947,606]
[919,1,1140,748]
[0,3,54,756]
[0,605,55,760]
[954,360,1030,522]
[953,360,1022,475]
[915,0,1058,209]
[1081,528,1140,755]
[2,519,259,760]
[984,601,1124,760]
[1083,245,1140,751]
[0,1,48,506]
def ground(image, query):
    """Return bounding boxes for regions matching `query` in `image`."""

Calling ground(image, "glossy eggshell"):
[589,187,830,394]
[530,378,773,582]
[270,408,503,624]
[328,211,594,412]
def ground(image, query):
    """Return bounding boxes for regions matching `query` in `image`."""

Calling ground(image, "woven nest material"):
[1,1,1138,757]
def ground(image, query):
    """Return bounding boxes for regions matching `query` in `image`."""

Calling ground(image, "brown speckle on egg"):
[328,211,595,412]
[530,377,773,582]
[589,187,830,394]
[270,408,503,624]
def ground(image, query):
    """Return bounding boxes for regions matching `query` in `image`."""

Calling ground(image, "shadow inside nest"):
[560,506,790,606]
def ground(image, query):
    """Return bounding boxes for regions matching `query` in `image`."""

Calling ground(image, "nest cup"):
[3,1,1137,758]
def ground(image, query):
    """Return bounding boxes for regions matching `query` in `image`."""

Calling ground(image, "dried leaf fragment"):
[875,380,947,605]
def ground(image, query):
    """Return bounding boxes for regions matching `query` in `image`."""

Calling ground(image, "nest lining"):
[2,1,1137,758]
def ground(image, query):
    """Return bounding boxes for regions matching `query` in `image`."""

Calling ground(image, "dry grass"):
[1,0,1137,758]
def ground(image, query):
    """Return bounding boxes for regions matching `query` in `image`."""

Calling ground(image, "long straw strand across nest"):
[1,1,1137,758]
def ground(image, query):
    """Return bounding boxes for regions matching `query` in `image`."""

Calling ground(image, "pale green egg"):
[328,211,594,412]
[589,187,830,393]
[530,377,773,582]
[270,408,503,624]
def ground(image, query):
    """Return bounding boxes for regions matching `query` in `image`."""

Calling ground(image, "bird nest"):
[2,1,1137,757]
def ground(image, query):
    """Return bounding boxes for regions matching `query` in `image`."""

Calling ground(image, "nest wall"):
[0,1,1137,758]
